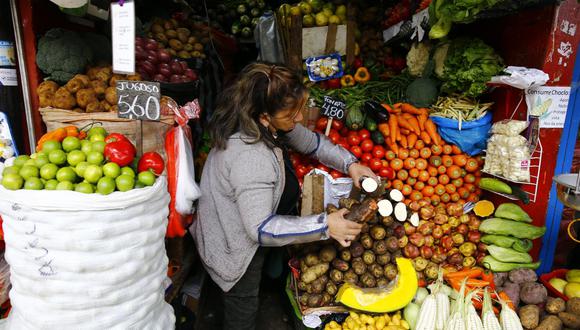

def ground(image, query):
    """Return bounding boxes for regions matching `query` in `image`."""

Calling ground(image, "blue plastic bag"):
[430,112,493,156]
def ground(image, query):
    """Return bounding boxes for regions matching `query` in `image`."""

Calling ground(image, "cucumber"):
[478,178,512,194]
[365,116,377,132]
[371,131,385,145]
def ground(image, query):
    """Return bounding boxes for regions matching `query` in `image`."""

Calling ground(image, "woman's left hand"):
[347,163,379,189]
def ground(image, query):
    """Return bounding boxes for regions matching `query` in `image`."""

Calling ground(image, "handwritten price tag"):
[116,80,161,121]
[321,96,346,120]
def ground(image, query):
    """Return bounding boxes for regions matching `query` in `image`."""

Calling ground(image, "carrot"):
[389,115,398,144]
[445,268,483,279]
[407,116,421,135]
[382,103,399,114]
[400,135,408,148]
[482,270,495,290]
[417,113,428,131]
[396,115,416,135]
[400,128,411,135]
[397,129,401,141]
[378,122,390,137]
[393,102,403,109]
[420,131,431,144]
[407,133,418,148]
[499,291,515,310]
[424,119,441,145]
[388,141,399,155]
[465,279,490,288]
[452,155,468,167]
[401,103,423,115]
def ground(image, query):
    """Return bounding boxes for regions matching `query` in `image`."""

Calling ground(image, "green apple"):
[13,155,30,167]
[24,177,44,190]
[96,176,116,195]
[84,165,103,184]
[19,165,39,180]
[2,173,24,190]
[48,149,67,166]
[75,162,89,177]
[56,167,77,183]
[87,126,107,138]
[120,166,135,177]
[62,136,81,152]
[44,179,58,190]
[137,171,156,186]
[103,162,121,178]
[75,182,94,194]
[67,150,86,167]
[89,134,105,143]
[40,163,59,180]
[3,165,20,176]
[86,151,104,165]
[41,140,62,153]
[91,141,106,153]
[56,181,74,191]
[115,174,135,192]
[549,278,568,294]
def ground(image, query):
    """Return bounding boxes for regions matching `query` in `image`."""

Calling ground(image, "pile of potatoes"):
[37,66,140,113]
[296,198,403,309]
[518,297,580,330]
[325,311,410,330]
[147,18,208,60]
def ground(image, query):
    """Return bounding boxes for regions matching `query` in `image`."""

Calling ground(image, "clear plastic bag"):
[490,120,528,136]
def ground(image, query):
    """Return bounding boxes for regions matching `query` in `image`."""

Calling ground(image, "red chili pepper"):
[482,269,495,290]
[104,140,136,167]
[105,133,131,144]
[138,151,165,175]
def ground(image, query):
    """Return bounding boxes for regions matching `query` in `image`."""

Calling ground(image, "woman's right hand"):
[327,209,363,247]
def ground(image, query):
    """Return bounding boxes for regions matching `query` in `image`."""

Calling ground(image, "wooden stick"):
[324,118,333,136]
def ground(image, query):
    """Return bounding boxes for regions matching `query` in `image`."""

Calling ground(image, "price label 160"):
[116,80,161,121]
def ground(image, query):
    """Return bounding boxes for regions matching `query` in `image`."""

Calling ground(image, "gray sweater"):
[192,124,357,291]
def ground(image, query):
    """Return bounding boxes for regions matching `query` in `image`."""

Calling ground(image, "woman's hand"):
[327,209,363,247]
[348,162,379,188]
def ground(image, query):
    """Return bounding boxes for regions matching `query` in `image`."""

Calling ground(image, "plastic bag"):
[490,119,528,136]
[430,111,493,156]
[0,177,174,329]
[310,169,352,208]
[165,100,202,238]
[490,66,549,89]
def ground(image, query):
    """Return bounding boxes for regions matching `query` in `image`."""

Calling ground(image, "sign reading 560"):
[116,81,161,121]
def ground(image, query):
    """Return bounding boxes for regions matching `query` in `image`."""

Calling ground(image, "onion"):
[146,54,158,65]
[153,74,166,82]
[157,49,171,63]
[135,46,146,60]
[140,61,156,76]
[170,61,183,74]
[135,37,144,47]
[144,40,158,50]
[180,75,191,83]
[158,67,171,78]
[179,61,188,71]
[169,74,182,83]
[184,69,197,80]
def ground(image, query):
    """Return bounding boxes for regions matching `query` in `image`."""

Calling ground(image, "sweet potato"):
[546,297,566,315]
[319,246,336,263]
[566,297,580,315]
[558,312,580,329]
[520,282,547,305]
[301,263,329,284]
[345,198,378,223]
[536,315,562,330]
[519,304,540,329]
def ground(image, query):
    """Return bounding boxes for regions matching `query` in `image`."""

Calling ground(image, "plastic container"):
[305,53,343,82]
[539,268,569,301]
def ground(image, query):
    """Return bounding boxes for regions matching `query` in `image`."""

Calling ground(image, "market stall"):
[0,0,578,329]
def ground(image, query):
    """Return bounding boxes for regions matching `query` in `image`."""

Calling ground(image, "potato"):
[304,253,320,267]
[301,263,329,284]
[39,92,54,108]
[310,277,325,294]
[76,88,98,109]
[85,101,103,113]
[566,297,580,315]
[376,252,391,265]
[37,80,59,95]
[519,304,540,329]
[360,273,376,288]
[104,87,117,105]
[339,198,359,209]
[369,264,383,278]
[94,67,112,82]
[319,246,336,263]
[350,242,364,258]
[536,315,562,330]
[321,293,332,306]
[370,226,386,240]
[360,234,374,249]
[90,80,107,99]
[299,293,309,306]
[520,282,547,305]
[307,294,322,308]
[340,249,351,262]
[51,87,76,109]
[332,259,349,272]
[297,281,308,292]
[352,259,367,276]
[344,270,358,284]
[384,264,397,280]
[326,281,337,295]
[363,251,376,265]
[330,269,343,284]
[546,297,566,315]
[373,240,388,255]
[100,100,112,112]
[558,312,580,329]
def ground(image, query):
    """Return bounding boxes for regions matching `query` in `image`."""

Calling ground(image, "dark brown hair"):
[208,62,306,149]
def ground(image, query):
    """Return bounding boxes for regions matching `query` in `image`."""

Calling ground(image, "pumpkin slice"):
[473,200,494,217]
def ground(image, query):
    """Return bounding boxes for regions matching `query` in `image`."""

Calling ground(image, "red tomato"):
[316,164,330,173]
[350,146,363,159]
[361,153,373,163]
[358,129,371,140]
[360,139,374,152]
[347,134,362,146]
[369,158,383,172]
[340,127,350,136]
[315,117,328,131]
[331,119,344,130]
[381,166,395,180]
[330,170,343,179]
[328,131,340,144]
[372,145,386,159]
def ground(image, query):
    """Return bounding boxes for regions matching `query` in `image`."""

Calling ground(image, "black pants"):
[222,247,268,330]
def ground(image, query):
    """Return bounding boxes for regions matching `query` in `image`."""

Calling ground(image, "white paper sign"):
[0,69,17,86]
[111,0,135,74]
[525,86,571,128]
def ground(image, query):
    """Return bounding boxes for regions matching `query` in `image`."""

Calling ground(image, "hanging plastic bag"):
[165,100,202,238]
[430,111,493,156]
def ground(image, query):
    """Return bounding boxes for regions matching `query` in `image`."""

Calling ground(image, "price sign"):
[321,96,346,120]
[116,80,161,121]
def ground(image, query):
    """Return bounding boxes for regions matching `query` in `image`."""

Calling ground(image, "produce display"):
[36,66,139,112]
[146,17,208,59]
[230,0,268,38]
[323,310,410,330]
[1,127,164,194]
[278,1,348,28]
[484,120,531,183]
[135,37,198,83]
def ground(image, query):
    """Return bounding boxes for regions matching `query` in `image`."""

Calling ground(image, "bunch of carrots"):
[377,103,443,155]
[444,267,515,313]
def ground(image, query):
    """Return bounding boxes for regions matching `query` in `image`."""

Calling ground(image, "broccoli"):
[36,28,94,84]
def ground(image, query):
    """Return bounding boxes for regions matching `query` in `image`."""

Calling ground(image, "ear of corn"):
[416,294,437,330]
[466,304,483,330]
[482,289,501,330]
[499,299,523,330]
[444,278,467,330]
[435,292,449,330]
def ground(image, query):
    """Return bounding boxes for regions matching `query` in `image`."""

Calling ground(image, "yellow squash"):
[336,258,418,313]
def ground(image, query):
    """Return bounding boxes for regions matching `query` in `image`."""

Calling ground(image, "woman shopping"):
[193,63,377,330]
